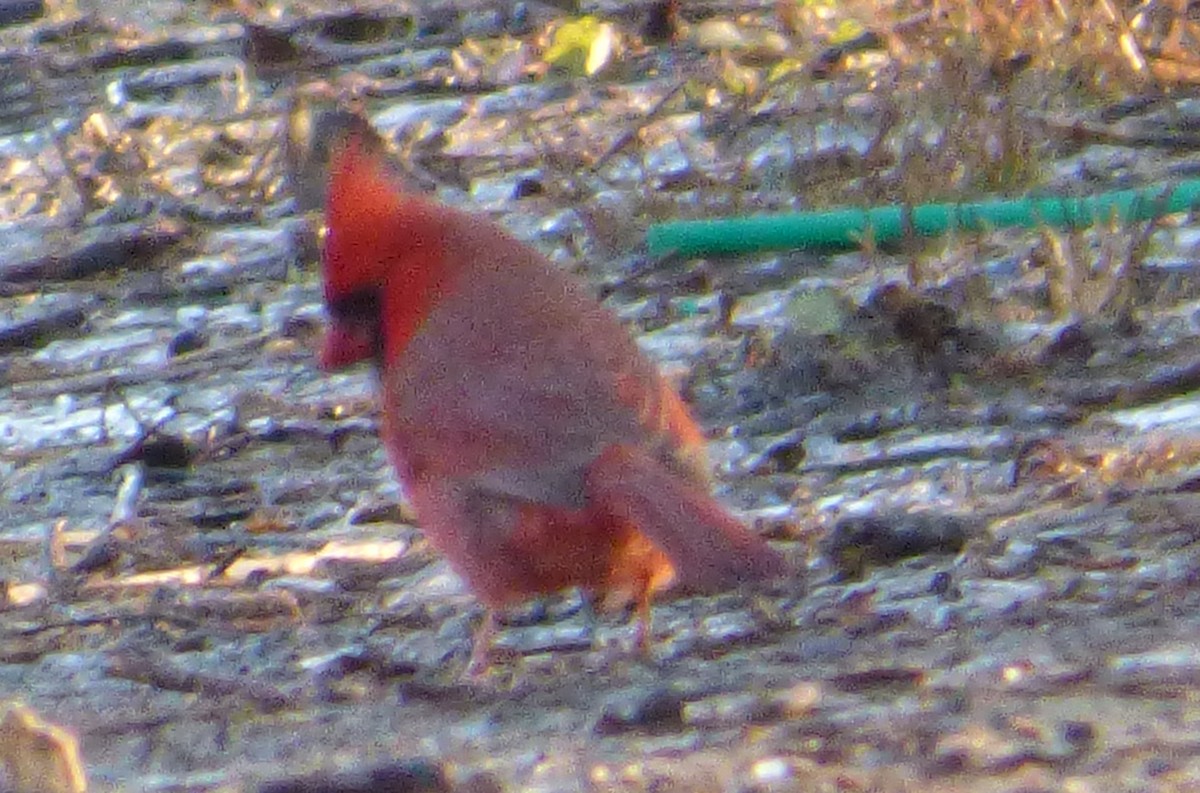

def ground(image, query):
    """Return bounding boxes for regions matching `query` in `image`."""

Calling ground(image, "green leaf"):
[544,16,616,77]
[829,18,865,46]
[784,288,847,335]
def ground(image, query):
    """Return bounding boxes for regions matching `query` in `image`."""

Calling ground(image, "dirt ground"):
[5,1,1200,791]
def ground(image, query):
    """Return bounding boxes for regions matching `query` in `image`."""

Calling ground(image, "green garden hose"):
[645,180,1200,257]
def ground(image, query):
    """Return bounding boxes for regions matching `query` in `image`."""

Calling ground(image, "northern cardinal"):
[317,123,786,672]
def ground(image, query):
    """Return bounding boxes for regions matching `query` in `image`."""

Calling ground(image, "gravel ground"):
[4,1,1200,791]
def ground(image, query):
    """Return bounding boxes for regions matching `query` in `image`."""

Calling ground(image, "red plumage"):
[318,131,785,671]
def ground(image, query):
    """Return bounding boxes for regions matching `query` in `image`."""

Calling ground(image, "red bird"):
[318,127,785,672]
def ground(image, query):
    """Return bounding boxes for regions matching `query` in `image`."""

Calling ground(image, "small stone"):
[1060,720,1096,754]
[749,756,795,784]
[257,758,449,793]
[593,687,686,735]
[822,513,969,580]
[167,328,207,357]
[0,1,44,27]
[511,178,543,199]
[0,702,86,793]
[454,772,505,793]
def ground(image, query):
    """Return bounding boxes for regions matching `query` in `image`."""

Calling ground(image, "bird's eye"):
[328,288,381,324]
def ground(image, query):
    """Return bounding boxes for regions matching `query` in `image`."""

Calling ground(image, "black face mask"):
[326,286,384,363]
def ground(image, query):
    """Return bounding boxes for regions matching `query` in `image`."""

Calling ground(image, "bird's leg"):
[580,591,600,648]
[632,585,654,657]
[465,608,497,678]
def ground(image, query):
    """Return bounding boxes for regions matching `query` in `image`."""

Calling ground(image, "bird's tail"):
[586,444,788,593]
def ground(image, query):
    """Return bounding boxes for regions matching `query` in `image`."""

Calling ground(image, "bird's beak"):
[319,319,376,370]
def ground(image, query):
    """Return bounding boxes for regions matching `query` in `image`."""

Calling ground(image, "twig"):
[12,610,202,637]
[10,332,274,400]
[591,80,687,173]
[42,518,67,585]
[105,652,293,712]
